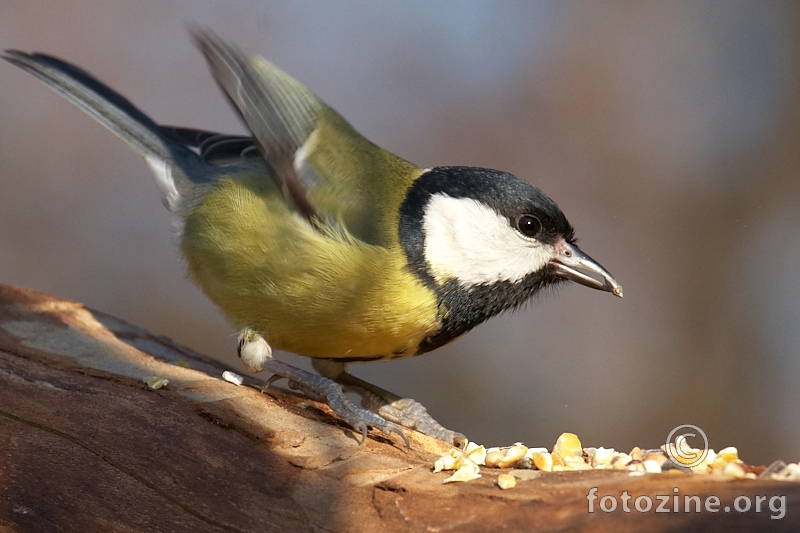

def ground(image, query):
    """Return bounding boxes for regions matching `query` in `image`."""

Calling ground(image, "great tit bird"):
[4,32,621,447]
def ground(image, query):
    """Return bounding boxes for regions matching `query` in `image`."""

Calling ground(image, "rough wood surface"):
[0,284,797,532]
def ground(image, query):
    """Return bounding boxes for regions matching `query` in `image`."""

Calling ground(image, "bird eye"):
[515,214,542,238]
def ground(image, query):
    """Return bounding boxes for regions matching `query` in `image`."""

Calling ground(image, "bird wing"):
[159,127,262,165]
[194,31,423,246]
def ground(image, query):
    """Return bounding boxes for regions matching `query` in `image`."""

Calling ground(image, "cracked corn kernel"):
[433,454,457,474]
[464,443,487,465]
[553,432,582,459]
[497,443,528,468]
[644,452,668,466]
[524,447,548,460]
[642,459,663,473]
[484,450,506,468]
[433,448,465,473]
[587,447,615,467]
[716,446,739,463]
[484,444,528,468]
[628,461,645,472]
[612,453,633,470]
[146,375,169,389]
[532,451,553,472]
[443,459,481,483]
[667,440,706,468]
[497,474,516,489]
[723,462,746,479]
[630,446,643,461]
[563,457,592,471]
[772,463,800,481]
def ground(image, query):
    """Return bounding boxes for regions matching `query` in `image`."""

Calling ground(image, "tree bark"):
[0,284,796,532]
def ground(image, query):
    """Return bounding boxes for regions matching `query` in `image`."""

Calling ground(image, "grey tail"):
[2,50,216,213]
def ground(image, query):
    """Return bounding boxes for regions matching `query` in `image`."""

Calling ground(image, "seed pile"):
[432,432,800,488]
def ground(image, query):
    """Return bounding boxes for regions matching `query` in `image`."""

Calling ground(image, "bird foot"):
[312,360,466,447]
[378,398,466,448]
[239,330,408,446]
[282,376,409,447]
[372,396,466,448]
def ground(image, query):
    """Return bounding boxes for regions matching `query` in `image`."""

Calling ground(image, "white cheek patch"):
[422,194,555,286]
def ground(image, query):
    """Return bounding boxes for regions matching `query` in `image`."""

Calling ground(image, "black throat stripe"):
[398,166,567,354]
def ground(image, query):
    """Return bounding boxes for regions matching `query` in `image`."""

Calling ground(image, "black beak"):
[550,241,623,298]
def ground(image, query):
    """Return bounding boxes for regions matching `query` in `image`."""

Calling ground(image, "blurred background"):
[1,1,799,465]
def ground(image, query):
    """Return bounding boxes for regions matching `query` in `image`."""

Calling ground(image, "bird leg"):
[237,329,409,446]
[312,359,466,447]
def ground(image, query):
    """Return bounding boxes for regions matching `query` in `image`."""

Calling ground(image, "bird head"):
[399,166,621,352]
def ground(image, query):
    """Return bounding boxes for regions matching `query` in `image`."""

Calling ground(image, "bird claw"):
[321,380,409,447]
[380,422,411,449]
[377,398,464,447]
[260,373,283,394]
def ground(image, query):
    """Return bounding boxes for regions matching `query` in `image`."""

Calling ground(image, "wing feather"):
[194,31,422,246]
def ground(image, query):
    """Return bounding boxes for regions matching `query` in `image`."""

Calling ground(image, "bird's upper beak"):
[550,240,623,298]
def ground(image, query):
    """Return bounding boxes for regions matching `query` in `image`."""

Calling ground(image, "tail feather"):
[2,51,213,213]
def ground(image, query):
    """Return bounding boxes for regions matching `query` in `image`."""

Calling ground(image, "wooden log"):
[0,284,797,532]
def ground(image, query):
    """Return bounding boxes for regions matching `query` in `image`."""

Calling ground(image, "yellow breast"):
[180,172,440,359]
